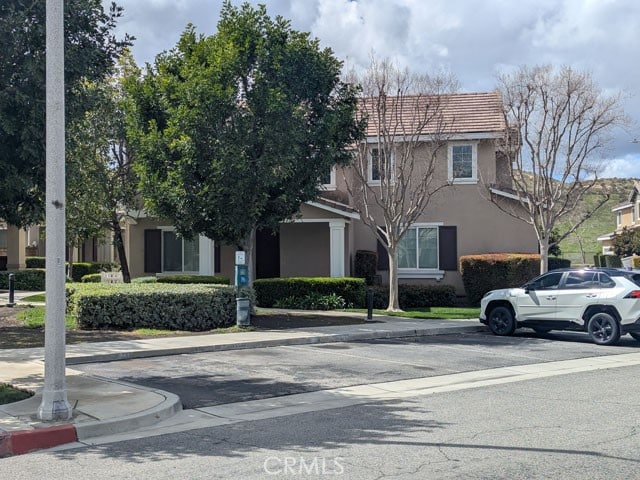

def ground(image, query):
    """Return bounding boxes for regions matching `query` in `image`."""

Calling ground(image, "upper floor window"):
[368,147,394,185]
[321,166,336,190]
[448,142,478,184]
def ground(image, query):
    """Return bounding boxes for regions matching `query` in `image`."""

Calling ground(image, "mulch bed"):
[0,306,368,349]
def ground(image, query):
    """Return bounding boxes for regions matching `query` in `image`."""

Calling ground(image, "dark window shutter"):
[144,229,162,273]
[438,226,457,271]
[214,243,221,274]
[376,228,389,271]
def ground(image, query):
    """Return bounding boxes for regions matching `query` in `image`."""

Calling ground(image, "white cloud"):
[105,0,640,173]
[598,154,640,179]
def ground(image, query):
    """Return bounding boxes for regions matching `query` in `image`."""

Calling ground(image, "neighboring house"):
[122,91,538,295]
[597,180,640,255]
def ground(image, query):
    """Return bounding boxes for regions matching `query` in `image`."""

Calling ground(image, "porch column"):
[6,225,26,270]
[198,236,215,275]
[329,220,346,278]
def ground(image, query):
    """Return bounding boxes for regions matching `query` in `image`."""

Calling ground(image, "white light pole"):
[38,0,72,421]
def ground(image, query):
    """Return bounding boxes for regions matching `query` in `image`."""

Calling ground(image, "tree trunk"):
[539,237,549,274]
[67,245,74,281]
[111,214,131,283]
[241,227,257,287]
[387,245,401,311]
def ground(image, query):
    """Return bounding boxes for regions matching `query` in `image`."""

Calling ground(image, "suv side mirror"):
[524,283,535,293]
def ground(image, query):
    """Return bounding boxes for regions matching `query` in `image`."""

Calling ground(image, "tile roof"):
[360,91,506,137]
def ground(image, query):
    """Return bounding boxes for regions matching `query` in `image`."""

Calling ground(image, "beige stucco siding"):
[280,223,330,277]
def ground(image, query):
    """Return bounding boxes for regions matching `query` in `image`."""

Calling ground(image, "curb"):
[74,385,182,441]
[0,424,77,457]
[65,325,487,365]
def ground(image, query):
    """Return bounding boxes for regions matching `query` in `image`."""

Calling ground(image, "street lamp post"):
[38,0,72,421]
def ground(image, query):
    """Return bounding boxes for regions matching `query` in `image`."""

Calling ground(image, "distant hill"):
[555,177,636,264]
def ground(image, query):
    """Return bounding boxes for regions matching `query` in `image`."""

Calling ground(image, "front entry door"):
[256,228,280,279]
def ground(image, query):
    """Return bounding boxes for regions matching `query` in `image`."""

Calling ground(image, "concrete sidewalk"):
[0,312,485,457]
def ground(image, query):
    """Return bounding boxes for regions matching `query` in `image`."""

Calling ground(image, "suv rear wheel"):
[488,306,516,336]
[587,312,620,346]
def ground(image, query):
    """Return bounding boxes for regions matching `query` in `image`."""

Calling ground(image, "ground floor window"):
[398,225,438,270]
[162,230,199,272]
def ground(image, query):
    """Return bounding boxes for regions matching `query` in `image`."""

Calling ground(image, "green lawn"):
[20,293,46,302]
[17,306,76,329]
[0,383,32,405]
[347,307,480,319]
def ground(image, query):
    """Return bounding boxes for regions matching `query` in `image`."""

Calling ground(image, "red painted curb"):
[0,424,77,457]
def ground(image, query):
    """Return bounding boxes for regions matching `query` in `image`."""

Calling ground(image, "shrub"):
[593,254,601,267]
[273,292,346,310]
[354,250,377,286]
[69,262,118,282]
[157,275,230,285]
[460,254,540,306]
[0,269,46,290]
[132,276,158,283]
[548,258,571,270]
[600,255,622,268]
[26,257,46,268]
[254,277,366,308]
[81,273,102,283]
[367,284,456,309]
[68,283,254,331]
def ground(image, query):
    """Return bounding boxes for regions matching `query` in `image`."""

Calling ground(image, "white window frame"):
[368,147,395,185]
[617,211,622,227]
[321,166,336,191]
[397,222,445,279]
[159,227,200,274]
[448,142,478,184]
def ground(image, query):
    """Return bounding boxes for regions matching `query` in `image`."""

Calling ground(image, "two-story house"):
[123,91,538,295]
[597,180,640,255]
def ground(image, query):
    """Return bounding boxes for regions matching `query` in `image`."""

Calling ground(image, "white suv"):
[480,268,640,346]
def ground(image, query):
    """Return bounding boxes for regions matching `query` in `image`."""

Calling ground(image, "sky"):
[105,0,640,179]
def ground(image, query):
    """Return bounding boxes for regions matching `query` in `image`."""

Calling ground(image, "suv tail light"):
[624,291,640,299]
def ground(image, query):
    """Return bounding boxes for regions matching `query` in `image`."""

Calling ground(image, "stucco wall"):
[280,223,330,277]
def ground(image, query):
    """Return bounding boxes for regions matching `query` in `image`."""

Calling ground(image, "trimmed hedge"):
[600,255,623,268]
[254,277,367,308]
[81,273,102,283]
[157,275,230,285]
[67,283,254,331]
[460,254,541,306]
[368,284,456,309]
[548,257,571,270]
[26,256,46,268]
[69,262,118,282]
[0,269,46,290]
[354,250,377,286]
[27,257,118,282]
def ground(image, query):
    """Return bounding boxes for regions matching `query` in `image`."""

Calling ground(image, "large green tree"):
[127,2,363,281]
[0,0,132,227]
[66,53,140,281]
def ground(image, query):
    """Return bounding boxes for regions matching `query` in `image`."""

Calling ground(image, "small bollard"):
[236,297,251,326]
[366,287,374,321]
[8,273,15,306]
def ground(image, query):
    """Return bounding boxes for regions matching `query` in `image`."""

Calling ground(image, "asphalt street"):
[73,330,640,408]
[3,363,640,479]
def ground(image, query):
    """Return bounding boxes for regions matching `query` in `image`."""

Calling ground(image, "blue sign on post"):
[235,264,249,287]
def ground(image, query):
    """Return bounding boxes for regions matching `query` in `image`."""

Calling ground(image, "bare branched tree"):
[490,65,628,273]
[344,57,458,311]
